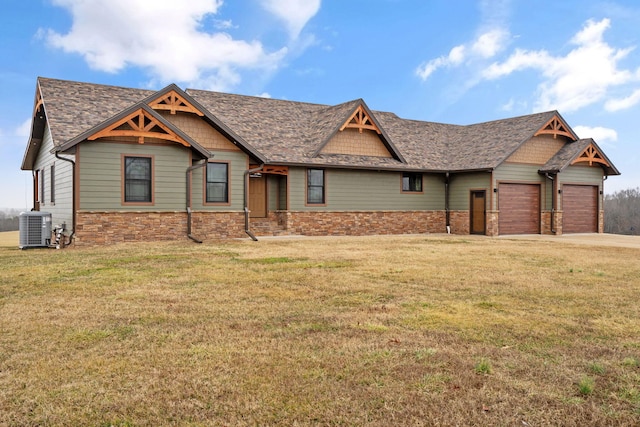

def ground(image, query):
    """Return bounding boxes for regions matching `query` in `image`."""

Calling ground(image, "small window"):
[124,156,152,203]
[50,164,55,204]
[307,169,325,204]
[402,172,422,192]
[206,162,229,203]
[40,168,45,205]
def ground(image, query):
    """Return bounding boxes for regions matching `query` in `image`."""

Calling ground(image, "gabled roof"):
[57,103,211,159]
[541,138,620,176]
[22,78,620,177]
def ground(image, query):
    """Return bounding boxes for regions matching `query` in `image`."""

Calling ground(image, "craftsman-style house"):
[21,77,620,246]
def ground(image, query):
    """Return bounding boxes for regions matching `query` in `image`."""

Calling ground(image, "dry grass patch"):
[1,234,639,425]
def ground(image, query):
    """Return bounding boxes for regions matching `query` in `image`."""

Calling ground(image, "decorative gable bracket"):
[340,105,381,134]
[88,108,190,146]
[148,90,204,116]
[572,143,611,168]
[534,115,576,140]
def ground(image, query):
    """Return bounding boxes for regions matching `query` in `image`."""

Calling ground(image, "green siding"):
[289,167,444,211]
[33,125,74,230]
[449,172,491,210]
[191,150,248,211]
[558,165,603,185]
[79,141,191,211]
[493,163,550,210]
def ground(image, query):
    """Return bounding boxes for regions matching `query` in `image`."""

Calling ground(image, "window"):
[402,172,422,192]
[307,168,325,204]
[124,156,152,203]
[40,168,45,205]
[50,164,55,204]
[206,162,229,203]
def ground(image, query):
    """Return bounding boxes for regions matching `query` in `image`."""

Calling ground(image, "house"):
[21,77,620,246]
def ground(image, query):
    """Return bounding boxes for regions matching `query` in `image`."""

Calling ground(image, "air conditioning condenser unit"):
[19,212,52,249]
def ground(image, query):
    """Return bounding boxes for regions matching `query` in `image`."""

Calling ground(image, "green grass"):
[1,233,640,425]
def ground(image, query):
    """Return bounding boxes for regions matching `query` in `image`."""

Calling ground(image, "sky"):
[1,0,639,210]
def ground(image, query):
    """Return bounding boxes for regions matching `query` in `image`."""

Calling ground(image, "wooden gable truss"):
[340,105,382,134]
[572,143,611,168]
[534,115,576,140]
[148,90,204,116]
[88,108,190,146]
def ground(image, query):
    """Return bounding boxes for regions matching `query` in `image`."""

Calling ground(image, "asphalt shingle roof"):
[30,77,618,175]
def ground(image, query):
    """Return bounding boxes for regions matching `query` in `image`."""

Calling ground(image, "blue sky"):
[1,0,639,209]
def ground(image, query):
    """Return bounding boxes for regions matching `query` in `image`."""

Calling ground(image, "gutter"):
[54,152,76,246]
[243,164,264,241]
[186,160,207,243]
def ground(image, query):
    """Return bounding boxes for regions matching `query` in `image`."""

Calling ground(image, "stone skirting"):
[74,211,246,246]
[274,210,446,236]
[448,211,469,235]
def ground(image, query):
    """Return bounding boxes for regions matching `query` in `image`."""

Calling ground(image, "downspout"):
[545,173,556,234]
[444,172,451,234]
[55,152,75,245]
[186,160,207,243]
[244,164,264,241]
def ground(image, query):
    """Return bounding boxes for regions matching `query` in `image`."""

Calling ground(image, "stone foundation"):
[74,211,246,246]
[73,210,449,246]
[448,211,469,235]
[275,210,446,236]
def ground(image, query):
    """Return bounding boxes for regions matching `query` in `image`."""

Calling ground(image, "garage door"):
[499,183,540,235]
[563,185,598,233]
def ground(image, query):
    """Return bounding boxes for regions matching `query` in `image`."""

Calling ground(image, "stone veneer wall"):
[276,210,446,236]
[74,211,246,246]
[448,211,469,235]
[73,210,450,246]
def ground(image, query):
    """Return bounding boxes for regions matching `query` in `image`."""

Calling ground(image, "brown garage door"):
[563,185,598,233]
[499,183,540,235]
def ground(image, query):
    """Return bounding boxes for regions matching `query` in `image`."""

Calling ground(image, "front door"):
[470,190,486,235]
[248,175,267,218]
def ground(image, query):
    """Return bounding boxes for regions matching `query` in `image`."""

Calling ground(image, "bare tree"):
[604,187,640,235]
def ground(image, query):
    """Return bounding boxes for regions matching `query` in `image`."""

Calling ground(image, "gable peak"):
[148,89,204,116]
[340,104,381,134]
[572,142,611,168]
[534,114,576,140]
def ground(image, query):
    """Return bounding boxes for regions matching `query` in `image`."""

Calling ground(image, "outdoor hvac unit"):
[19,212,52,249]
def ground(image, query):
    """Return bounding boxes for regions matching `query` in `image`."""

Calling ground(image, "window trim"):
[121,154,155,206]
[50,163,55,205]
[306,168,326,206]
[40,168,45,206]
[204,160,231,206]
[401,172,423,193]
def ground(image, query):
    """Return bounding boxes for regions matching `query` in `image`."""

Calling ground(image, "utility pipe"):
[186,160,207,243]
[243,164,264,241]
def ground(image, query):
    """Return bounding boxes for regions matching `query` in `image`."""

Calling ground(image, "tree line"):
[604,187,640,235]
[0,209,21,232]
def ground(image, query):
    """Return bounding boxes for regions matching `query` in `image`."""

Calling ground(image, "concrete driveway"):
[498,233,640,249]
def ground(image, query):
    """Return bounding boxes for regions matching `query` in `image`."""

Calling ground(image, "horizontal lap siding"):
[449,173,491,210]
[563,185,598,233]
[289,168,443,211]
[498,183,540,234]
[191,150,248,211]
[78,141,190,211]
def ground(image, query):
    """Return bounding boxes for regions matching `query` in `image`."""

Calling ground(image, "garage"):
[562,184,598,233]
[498,183,540,235]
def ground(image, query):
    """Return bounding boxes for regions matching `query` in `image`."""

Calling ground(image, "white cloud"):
[573,125,618,143]
[416,29,508,81]
[44,0,289,90]
[605,88,640,111]
[15,118,32,138]
[256,92,272,98]
[483,18,637,112]
[259,0,321,40]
